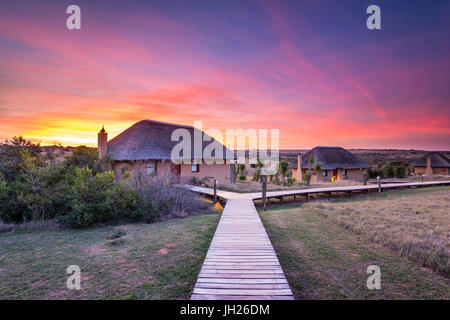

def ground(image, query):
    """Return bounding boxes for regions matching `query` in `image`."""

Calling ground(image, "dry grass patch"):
[304,187,450,276]
[260,191,450,299]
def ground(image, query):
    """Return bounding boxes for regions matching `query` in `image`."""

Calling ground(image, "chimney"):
[425,156,433,175]
[296,153,303,181]
[98,126,108,158]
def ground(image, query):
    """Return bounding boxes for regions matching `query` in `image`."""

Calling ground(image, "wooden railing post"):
[213,179,217,203]
[262,175,267,211]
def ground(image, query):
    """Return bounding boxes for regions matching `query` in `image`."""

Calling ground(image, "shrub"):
[383,164,395,178]
[0,137,214,228]
[64,146,110,175]
[0,152,63,223]
[239,174,246,181]
[273,176,281,185]
[287,177,296,186]
[395,166,406,178]
[136,177,208,222]
[0,136,42,181]
[189,176,201,186]
[303,171,311,183]
[368,167,382,179]
[0,223,14,233]
[189,176,212,187]
[58,168,143,228]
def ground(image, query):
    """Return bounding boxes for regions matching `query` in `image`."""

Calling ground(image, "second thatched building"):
[289,146,371,184]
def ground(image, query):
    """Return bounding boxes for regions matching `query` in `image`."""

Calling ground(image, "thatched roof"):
[410,152,450,168]
[107,120,234,161]
[289,146,371,170]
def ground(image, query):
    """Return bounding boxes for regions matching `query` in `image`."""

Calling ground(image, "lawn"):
[259,187,450,299]
[0,212,221,299]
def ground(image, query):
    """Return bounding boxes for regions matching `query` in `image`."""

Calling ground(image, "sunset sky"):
[0,0,449,150]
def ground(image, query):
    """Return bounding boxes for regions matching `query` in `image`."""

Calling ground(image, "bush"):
[64,146,110,175]
[383,165,395,178]
[395,166,406,178]
[0,137,214,228]
[0,222,14,233]
[57,168,143,228]
[368,167,382,179]
[136,178,208,223]
[189,176,212,187]
[287,177,296,186]
[0,152,65,223]
[273,176,281,185]
[239,174,246,181]
[303,171,311,183]
[370,163,407,179]
[0,136,42,181]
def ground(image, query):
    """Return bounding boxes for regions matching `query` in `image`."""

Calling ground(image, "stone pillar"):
[296,153,302,181]
[425,157,433,176]
[98,126,108,158]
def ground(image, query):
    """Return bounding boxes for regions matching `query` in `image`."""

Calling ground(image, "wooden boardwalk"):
[190,198,294,300]
[188,180,450,300]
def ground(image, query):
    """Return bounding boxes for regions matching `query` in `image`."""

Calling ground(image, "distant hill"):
[280,149,450,166]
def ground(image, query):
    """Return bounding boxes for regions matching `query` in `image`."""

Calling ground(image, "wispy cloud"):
[0,0,448,149]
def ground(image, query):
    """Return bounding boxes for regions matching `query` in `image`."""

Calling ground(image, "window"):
[146,162,156,176]
[322,170,327,177]
[192,164,199,172]
[343,169,347,176]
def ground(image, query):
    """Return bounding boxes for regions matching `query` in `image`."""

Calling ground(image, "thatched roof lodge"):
[98,120,236,184]
[289,146,371,184]
[410,151,450,176]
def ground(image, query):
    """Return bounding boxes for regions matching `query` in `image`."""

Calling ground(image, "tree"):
[0,136,43,181]
[236,163,246,179]
[307,155,315,186]
[278,159,289,185]
[64,146,110,175]
[395,165,406,178]
[253,158,264,182]
[314,162,323,173]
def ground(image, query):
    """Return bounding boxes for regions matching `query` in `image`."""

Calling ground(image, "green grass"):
[259,187,450,299]
[0,213,221,299]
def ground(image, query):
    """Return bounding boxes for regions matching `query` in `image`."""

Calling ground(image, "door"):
[230,164,236,184]
[332,169,338,182]
[170,164,181,184]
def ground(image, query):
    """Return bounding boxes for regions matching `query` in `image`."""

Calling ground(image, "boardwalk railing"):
[187,180,450,300]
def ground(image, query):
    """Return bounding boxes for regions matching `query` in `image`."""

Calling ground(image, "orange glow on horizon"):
[0,2,449,151]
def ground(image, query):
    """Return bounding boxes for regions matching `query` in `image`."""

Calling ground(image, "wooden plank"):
[200,269,285,274]
[203,262,281,266]
[198,273,286,279]
[202,266,282,270]
[196,278,289,284]
[193,288,293,296]
[191,294,294,300]
[195,283,291,289]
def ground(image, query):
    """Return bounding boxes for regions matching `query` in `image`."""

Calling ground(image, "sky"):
[0,0,449,150]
